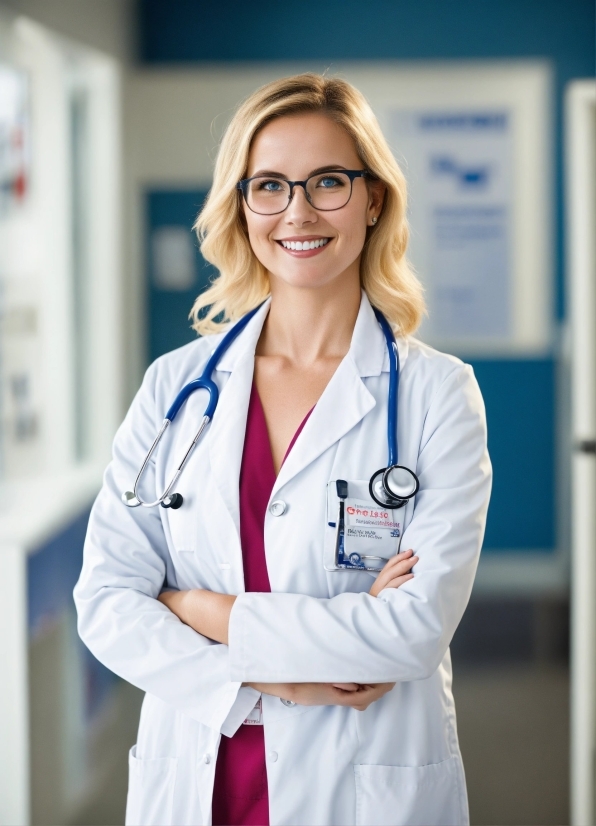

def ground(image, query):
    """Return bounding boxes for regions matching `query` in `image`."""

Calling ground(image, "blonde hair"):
[191,73,425,336]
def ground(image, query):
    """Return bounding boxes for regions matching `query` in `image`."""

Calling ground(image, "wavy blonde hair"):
[191,73,425,336]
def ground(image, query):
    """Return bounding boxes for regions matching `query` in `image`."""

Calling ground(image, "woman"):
[75,73,491,826]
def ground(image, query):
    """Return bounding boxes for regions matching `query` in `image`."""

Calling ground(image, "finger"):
[374,557,409,586]
[383,573,415,589]
[376,553,416,582]
[371,565,416,596]
[381,550,414,570]
[332,688,369,705]
[331,683,361,692]
[380,561,416,584]
[392,555,418,573]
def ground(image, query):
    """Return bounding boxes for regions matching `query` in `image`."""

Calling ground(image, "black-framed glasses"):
[237,170,372,215]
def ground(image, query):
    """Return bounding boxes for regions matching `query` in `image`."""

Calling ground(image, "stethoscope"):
[122,304,419,512]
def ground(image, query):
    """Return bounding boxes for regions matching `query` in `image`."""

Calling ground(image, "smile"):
[279,238,330,251]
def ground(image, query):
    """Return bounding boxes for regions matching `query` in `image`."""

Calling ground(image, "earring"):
[371,216,377,225]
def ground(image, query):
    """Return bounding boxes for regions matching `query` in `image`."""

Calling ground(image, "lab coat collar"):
[214,291,409,378]
[348,291,409,377]
[214,298,272,374]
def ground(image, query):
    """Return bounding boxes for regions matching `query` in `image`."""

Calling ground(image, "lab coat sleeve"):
[73,361,260,735]
[228,364,492,683]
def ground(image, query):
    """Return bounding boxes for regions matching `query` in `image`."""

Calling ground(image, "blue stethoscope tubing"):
[122,304,419,511]
[121,304,263,509]
[373,308,399,467]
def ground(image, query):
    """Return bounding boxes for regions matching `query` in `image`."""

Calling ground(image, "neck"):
[257,270,362,366]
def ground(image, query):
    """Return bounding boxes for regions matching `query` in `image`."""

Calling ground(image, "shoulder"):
[401,337,485,415]
[137,333,225,420]
[403,336,471,385]
[150,333,222,382]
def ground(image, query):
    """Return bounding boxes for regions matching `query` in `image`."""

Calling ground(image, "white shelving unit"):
[0,13,122,825]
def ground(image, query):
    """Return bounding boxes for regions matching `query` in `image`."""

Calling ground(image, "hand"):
[158,589,235,644]
[369,549,418,597]
[246,681,395,711]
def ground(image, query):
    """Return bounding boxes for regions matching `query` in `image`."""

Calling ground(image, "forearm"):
[160,550,416,644]
[158,589,236,644]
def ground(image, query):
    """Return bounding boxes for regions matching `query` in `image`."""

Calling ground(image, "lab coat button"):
[268,751,278,763]
[280,698,296,707]
[203,753,211,764]
[269,500,287,517]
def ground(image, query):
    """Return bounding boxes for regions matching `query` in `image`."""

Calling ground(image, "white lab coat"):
[74,293,491,826]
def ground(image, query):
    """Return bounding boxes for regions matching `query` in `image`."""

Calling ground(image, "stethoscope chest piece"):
[369,465,419,509]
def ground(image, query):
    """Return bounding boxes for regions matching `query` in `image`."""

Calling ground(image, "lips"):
[278,238,330,251]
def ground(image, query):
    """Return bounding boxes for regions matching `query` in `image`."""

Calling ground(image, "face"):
[242,112,384,293]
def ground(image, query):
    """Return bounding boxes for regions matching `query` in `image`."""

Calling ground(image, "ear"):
[367,180,386,225]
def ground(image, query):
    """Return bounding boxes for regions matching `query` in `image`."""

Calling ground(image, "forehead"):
[247,112,361,175]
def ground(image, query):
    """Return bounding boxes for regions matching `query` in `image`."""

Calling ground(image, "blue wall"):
[147,190,216,360]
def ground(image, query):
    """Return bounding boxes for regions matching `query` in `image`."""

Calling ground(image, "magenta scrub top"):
[211,384,313,826]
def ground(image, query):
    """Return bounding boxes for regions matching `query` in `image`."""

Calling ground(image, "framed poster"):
[389,109,513,344]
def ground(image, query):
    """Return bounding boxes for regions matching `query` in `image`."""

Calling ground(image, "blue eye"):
[258,179,285,192]
[317,176,344,189]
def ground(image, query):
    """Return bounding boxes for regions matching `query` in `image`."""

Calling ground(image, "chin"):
[269,261,344,291]
[275,272,340,291]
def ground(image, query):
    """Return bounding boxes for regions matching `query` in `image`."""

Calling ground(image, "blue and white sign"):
[390,110,513,345]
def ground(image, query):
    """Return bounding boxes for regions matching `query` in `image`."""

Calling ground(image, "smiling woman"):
[74,72,491,826]
[191,73,425,338]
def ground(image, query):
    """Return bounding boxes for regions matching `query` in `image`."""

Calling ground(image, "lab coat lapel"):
[272,357,375,497]
[272,294,387,497]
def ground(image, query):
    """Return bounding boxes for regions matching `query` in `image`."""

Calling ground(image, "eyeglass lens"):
[245,172,354,215]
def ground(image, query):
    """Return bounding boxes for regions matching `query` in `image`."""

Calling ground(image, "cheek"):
[333,197,369,248]
[335,215,368,255]
[245,218,277,257]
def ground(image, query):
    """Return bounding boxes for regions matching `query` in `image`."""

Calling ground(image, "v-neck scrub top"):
[212,384,313,826]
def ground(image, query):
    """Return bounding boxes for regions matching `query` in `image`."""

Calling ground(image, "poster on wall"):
[388,109,513,347]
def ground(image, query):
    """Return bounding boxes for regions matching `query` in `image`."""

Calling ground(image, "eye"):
[316,175,344,189]
[257,179,285,192]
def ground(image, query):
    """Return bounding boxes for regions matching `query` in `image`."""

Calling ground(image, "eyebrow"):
[249,164,349,179]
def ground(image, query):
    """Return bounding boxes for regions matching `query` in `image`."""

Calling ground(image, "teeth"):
[281,238,329,250]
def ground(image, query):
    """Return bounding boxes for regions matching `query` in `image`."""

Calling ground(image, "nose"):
[284,183,317,226]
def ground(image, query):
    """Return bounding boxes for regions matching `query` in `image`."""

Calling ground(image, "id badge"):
[324,480,403,572]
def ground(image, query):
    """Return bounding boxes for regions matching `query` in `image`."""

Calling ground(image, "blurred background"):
[0,1,594,824]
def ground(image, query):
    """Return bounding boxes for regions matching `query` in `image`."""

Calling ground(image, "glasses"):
[237,169,372,215]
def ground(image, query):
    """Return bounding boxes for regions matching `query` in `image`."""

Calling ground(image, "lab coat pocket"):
[126,745,177,826]
[354,756,466,826]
